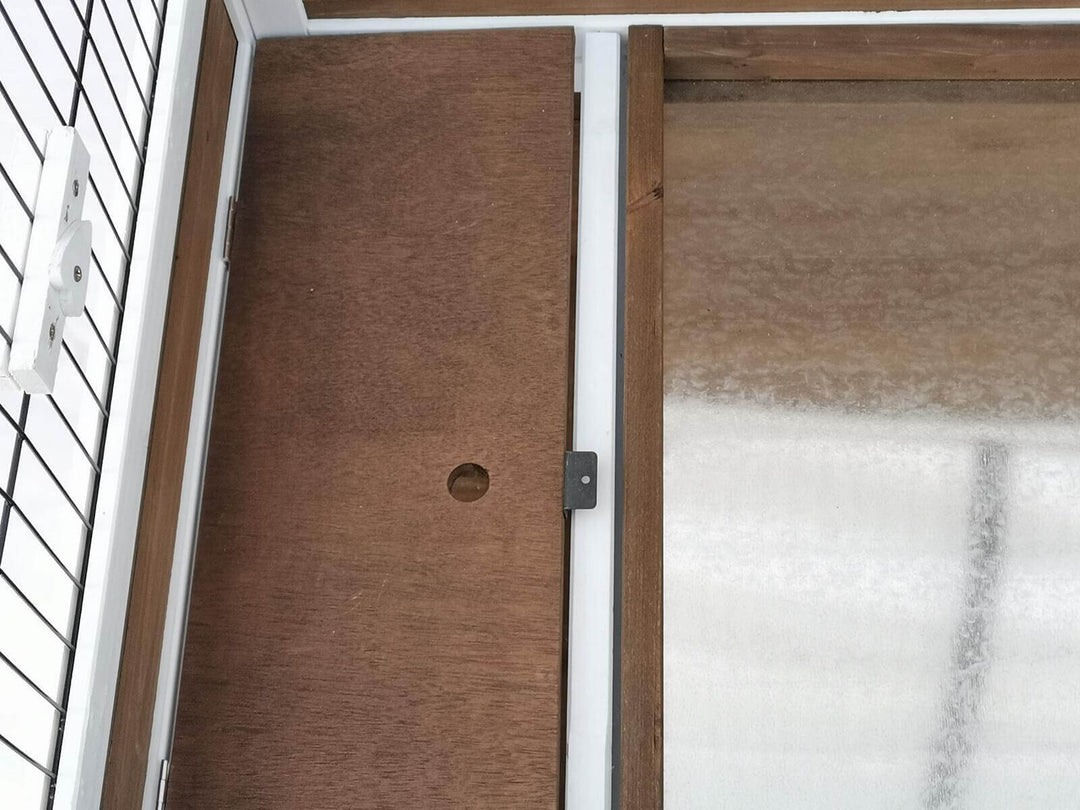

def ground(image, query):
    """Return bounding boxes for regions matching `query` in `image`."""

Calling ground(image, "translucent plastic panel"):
[665,80,1080,808]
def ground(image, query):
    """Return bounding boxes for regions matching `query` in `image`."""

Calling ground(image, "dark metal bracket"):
[563,451,598,511]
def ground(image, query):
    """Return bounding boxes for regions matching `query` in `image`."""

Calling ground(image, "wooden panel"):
[168,29,575,808]
[621,25,664,810]
[305,0,1074,19]
[665,25,1080,81]
[100,2,236,807]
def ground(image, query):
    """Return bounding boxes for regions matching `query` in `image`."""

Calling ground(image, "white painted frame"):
[565,31,622,810]
[82,4,1080,810]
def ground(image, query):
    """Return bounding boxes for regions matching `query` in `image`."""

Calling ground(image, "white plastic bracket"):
[6,127,92,394]
[565,32,621,810]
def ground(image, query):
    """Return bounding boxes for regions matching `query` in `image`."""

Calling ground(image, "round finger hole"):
[447,463,489,503]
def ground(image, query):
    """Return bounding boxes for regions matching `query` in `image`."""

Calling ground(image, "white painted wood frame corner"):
[565,30,621,810]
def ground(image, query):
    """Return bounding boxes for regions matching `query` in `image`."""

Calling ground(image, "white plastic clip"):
[6,127,92,394]
[51,219,91,317]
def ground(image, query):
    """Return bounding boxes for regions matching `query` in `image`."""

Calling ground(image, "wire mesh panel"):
[0,0,166,806]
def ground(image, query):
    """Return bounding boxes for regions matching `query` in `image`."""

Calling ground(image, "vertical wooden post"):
[621,24,664,810]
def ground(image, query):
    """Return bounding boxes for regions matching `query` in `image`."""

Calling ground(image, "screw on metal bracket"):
[72,178,79,197]
[48,323,55,343]
[73,265,82,282]
[563,451,598,511]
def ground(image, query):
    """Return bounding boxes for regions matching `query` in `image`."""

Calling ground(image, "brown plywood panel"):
[102,2,236,806]
[664,25,1080,81]
[168,29,575,808]
[305,0,1074,19]
[621,25,664,810]
[664,79,1080,418]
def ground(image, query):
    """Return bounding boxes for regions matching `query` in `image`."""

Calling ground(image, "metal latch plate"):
[563,451,597,511]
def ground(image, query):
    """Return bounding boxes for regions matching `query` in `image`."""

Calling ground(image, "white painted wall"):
[565,30,621,810]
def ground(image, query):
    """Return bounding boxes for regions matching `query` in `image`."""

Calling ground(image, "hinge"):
[222,196,238,264]
[563,451,598,511]
[156,759,170,810]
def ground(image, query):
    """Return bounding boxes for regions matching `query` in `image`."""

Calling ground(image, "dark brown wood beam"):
[621,24,664,810]
[665,24,1080,81]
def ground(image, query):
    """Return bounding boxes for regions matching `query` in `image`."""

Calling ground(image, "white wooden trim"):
[306,8,1080,40]
[241,0,307,37]
[565,31,621,810]
[51,2,210,807]
[225,0,257,43]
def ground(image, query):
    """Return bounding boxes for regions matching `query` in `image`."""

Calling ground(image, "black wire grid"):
[0,0,167,805]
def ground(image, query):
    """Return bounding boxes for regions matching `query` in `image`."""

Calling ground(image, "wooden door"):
[168,29,576,808]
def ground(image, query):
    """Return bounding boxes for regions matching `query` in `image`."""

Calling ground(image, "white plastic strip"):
[565,31,621,810]
[140,5,256,806]
[52,1,210,807]
[307,7,1080,38]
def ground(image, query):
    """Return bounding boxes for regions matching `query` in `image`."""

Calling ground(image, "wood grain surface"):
[167,29,576,808]
[100,2,236,806]
[664,79,1080,420]
[664,25,1080,81]
[305,0,1076,19]
[621,25,664,810]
